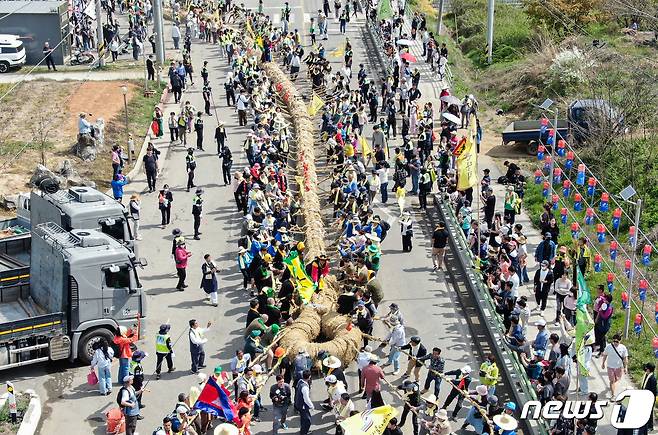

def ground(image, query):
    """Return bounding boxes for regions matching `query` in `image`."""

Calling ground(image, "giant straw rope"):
[242,31,363,367]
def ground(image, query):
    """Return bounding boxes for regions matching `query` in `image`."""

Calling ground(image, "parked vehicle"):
[70,49,95,66]
[4,186,137,251]
[0,34,26,73]
[0,223,147,369]
[502,99,624,154]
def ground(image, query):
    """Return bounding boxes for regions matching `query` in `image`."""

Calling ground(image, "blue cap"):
[504,402,517,411]
[357,301,366,306]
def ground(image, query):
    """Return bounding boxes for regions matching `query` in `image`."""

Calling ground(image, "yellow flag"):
[339,405,398,434]
[246,20,255,39]
[360,135,372,157]
[283,252,315,304]
[330,46,344,58]
[457,113,478,190]
[307,93,325,116]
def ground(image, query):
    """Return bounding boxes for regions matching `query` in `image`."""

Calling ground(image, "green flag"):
[576,269,592,307]
[377,0,393,20]
[575,269,594,376]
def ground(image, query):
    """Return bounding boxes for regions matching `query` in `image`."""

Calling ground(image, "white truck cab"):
[0,34,26,73]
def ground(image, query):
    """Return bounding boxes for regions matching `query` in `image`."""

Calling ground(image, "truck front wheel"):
[78,328,115,364]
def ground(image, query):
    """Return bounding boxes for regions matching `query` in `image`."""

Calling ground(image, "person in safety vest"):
[155,323,175,379]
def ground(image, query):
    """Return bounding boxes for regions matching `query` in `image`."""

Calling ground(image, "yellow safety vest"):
[156,334,170,353]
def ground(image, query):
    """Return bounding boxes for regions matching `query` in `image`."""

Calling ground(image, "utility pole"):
[550,108,558,198]
[486,0,495,63]
[437,0,445,36]
[624,198,642,339]
[153,0,165,65]
[95,0,105,67]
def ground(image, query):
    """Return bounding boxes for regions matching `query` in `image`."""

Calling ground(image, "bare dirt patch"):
[0,81,142,197]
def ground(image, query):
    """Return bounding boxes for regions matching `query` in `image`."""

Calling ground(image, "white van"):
[0,34,27,73]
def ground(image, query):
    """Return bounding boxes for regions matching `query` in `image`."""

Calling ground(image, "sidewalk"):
[0,69,144,83]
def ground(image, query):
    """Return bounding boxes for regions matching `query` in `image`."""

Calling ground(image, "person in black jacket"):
[639,362,657,434]
[270,375,292,434]
[533,260,554,313]
[215,121,227,154]
[397,379,421,434]
[246,300,260,328]
[441,365,473,420]
[383,418,403,435]
[220,146,232,186]
[402,336,427,382]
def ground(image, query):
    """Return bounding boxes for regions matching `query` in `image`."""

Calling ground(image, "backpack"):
[116,386,128,408]
[169,414,183,432]
[171,74,182,88]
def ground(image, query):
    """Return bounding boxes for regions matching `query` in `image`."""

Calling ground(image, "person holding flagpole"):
[188,319,212,374]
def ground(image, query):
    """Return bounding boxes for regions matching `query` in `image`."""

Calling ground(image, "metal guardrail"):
[434,195,549,435]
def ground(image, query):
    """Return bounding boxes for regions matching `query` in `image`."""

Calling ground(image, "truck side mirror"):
[138,258,148,267]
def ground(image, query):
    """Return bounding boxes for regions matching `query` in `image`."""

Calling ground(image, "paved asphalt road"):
[0,2,481,435]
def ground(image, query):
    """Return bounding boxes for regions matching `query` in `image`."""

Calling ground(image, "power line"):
[0,35,70,105]
[607,0,658,24]
[0,1,32,23]
[0,28,129,170]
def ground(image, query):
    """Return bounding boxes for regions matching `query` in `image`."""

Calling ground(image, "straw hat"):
[436,408,448,421]
[323,356,342,369]
[423,393,440,406]
[214,423,239,435]
[493,414,518,431]
[476,384,488,396]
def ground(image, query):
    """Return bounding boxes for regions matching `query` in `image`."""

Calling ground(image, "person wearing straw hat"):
[441,365,472,421]
[213,423,239,435]
[415,396,449,435]
[493,413,518,434]
[323,355,348,392]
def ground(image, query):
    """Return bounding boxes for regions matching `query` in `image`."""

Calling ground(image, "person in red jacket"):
[175,240,193,291]
[113,326,138,384]
[307,254,330,285]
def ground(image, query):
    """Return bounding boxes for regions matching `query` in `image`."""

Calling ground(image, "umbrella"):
[400,52,417,62]
[396,39,412,46]
[440,95,461,106]
[442,113,461,125]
